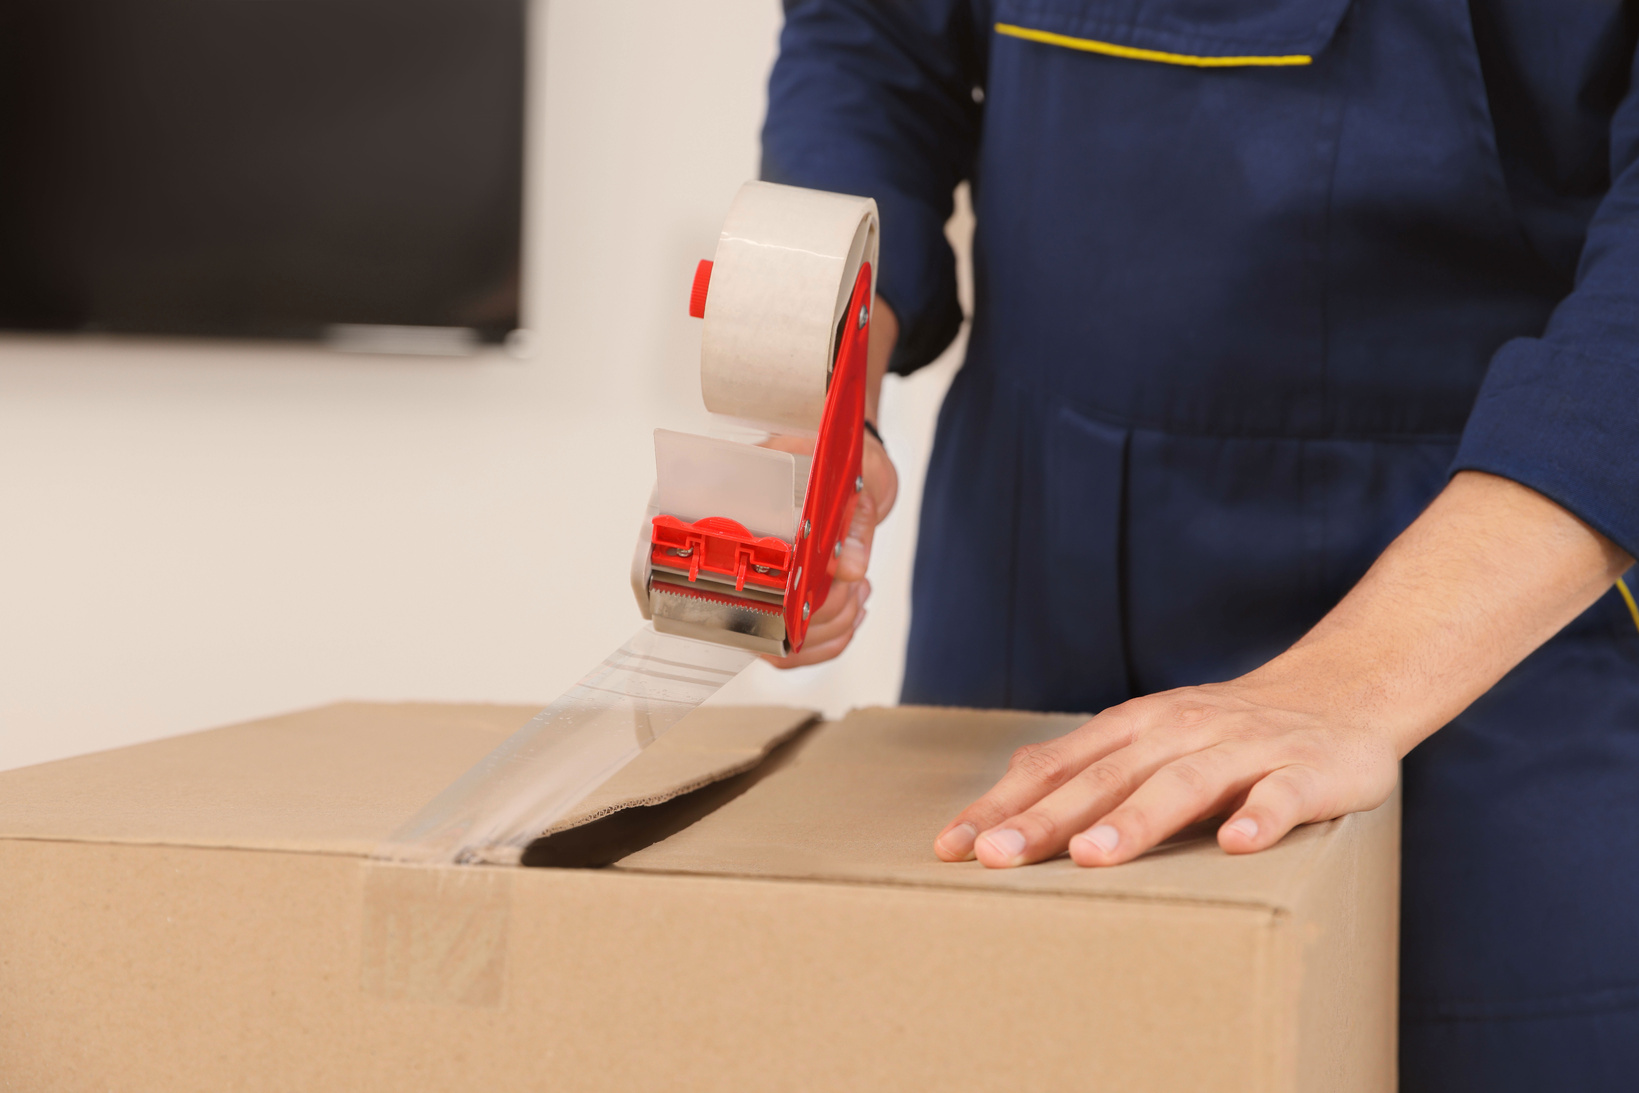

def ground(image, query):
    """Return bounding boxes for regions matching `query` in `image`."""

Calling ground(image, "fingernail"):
[980,827,1027,863]
[1076,824,1120,855]
[936,822,977,859]
[1225,817,1259,842]
[852,608,867,631]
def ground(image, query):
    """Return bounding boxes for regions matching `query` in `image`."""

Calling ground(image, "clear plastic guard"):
[653,428,801,541]
[373,625,755,866]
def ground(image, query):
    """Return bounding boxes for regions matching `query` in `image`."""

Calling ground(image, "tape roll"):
[700,181,879,433]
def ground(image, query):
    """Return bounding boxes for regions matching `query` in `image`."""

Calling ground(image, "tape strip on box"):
[371,626,754,867]
[361,863,513,1008]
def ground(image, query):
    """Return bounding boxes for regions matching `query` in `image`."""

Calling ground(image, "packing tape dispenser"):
[374,182,878,866]
[634,180,879,657]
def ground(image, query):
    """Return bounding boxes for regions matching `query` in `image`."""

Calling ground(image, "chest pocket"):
[992,0,1353,67]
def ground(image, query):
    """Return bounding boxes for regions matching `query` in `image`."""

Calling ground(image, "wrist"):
[1232,638,1430,757]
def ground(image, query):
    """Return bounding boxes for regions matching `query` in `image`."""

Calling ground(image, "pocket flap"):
[994,0,1353,66]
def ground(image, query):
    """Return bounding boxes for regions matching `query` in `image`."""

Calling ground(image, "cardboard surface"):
[0,701,814,855]
[619,706,1362,910]
[0,702,1398,1092]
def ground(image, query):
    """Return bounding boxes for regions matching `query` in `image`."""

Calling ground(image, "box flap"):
[616,705,1380,912]
[539,704,817,835]
[0,702,816,857]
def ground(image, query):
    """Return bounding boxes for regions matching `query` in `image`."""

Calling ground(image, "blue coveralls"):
[764,1,1639,1088]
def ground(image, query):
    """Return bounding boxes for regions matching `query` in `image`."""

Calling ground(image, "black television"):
[0,0,525,349]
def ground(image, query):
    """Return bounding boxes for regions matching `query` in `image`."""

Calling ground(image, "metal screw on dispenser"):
[833,541,841,558]
[855,476,865,493]
[857,304,869,329]
[753,565,769,574]
[802,519,811,538]
[802,601,811,621]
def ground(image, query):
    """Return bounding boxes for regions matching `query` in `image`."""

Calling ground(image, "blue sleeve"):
[761,0,988,374]
[1453,44,1639,559]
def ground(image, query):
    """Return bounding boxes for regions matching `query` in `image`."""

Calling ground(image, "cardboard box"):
[0,702,1398,1091]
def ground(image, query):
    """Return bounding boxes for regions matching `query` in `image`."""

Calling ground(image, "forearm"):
[1245,470,1633,755]
[937,470,1633,868]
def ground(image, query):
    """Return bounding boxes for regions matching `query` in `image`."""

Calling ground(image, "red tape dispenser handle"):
[783,262,871,651]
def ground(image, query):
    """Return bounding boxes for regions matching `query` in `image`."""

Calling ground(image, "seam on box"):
[1266,812,1346,909]
[1261,908,1299,1092]
[1251,910,1276,1092]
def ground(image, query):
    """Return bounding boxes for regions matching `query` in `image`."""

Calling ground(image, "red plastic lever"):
[689,259,713,319]
[650,514,790,593]
[781,262,871,650]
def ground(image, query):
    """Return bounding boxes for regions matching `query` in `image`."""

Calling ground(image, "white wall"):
[0,0,966,772]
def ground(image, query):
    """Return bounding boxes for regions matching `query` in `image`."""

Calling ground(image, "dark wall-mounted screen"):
[0,0,525,344]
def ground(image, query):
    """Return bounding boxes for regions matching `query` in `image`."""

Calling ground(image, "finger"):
[971,729,1234,868]
[1218,765,1329,854]
[809,576,865,628]
[933,710,1142,862]
[763,624,856,668]
[761,584,866,669]
[1066,744,1269,867]
[790,584,864,648]
[809,582,865,641]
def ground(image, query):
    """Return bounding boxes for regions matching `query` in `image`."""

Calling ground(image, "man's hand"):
[765,300,901,669]
[935,678,1399,867]
[764,431,897,667]
[935,471,1634,867]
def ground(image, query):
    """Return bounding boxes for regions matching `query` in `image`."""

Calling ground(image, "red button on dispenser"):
[688,259,713,319]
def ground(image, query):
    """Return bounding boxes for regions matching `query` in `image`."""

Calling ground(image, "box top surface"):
[0,701,1376,911]
[617,705,1360,912]
[0,702,814,858]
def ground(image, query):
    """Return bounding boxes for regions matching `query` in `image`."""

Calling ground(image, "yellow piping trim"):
[994,22,1312,67]
[1618,577,1639,635]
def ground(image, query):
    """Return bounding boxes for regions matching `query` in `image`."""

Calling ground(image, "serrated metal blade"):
[648,580,788,656]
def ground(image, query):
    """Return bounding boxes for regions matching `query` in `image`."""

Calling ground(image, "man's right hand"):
[765,429,897,667]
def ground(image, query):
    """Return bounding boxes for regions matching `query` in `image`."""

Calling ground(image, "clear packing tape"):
[377,182,875,866]
[373,626,754,866]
